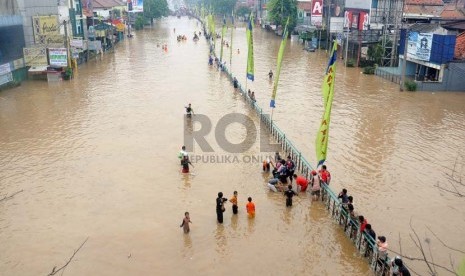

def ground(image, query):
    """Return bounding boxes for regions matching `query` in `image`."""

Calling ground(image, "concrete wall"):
[416,62,465,91]
[17,0,59,46]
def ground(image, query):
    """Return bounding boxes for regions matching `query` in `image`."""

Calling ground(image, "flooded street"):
[1,17,464,275]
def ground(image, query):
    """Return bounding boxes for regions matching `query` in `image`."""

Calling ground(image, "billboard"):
[359,11,369,30]
[23,47,48,66]
[407,32,433,61]
[0,73,13,86]
[82,0,93,17]
[345,0,372,10]
[311,0,323,26]
[131,0,143,12]
[48,48,68,66]
[32,15,63,44]
[331,0,345,17]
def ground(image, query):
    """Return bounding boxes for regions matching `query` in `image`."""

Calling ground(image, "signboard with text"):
[0,63,12,76]
[345,0,372,10]
[23,47,48,66]
[407,32,433,61]
[131,0,143,12]
[48,48,68,67]
[32,15,61,44]
[311,0,323,26]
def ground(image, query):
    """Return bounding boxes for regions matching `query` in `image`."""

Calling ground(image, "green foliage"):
[236,6,251,17]
[367,43,383,65]
[363,66,375,74]
[111,8,121,18]
[135,14,145,30]
[346,59,355,67]
[267,0,298,32]
[359,59,375,67]
[404,80,417,91]
[201,0,237,15]
[144,0,170,20]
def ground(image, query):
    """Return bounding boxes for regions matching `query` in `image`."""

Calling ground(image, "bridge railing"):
[203,22,392,275]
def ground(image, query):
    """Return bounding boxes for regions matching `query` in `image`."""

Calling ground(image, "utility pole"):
[399,27,409,91]
[326,0,332,51]
[345,28,349,66]
[64,20,71,69]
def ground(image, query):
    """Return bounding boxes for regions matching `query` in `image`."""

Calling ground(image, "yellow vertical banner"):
[270,17,289,108]
[315,41,338,167]
[220,17,226,62]
[246,14,254,81]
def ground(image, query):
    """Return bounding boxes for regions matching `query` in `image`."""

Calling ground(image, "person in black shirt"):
[216,192,227,223]
[185,103,194,118]
[364,224,376,240]
[284,185,297,207]
[394,258,411,276]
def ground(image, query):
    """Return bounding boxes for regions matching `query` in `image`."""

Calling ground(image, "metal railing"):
[199,16,392,274]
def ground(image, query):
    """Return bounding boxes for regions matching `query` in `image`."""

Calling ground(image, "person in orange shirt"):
[246,197,255,218]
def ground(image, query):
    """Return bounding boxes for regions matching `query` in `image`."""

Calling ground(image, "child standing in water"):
[284,185,298,207]
[229,191,238,214]
[246,197,255,218]
[180,212,192,233]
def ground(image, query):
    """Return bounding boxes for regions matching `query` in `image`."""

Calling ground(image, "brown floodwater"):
[0,16,464,275]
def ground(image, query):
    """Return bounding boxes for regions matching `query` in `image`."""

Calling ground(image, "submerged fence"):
[199,17,392,275]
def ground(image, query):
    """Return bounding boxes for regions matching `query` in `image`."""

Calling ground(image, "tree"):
[200,0,237,16]
[367,43,383,65]
[135,14,145,30]
[111,8,121,19]
[144,0,170,24]
[267,0,298,33]
[236,6,251,17]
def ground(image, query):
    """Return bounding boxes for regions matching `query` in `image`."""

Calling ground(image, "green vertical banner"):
[229,21,233,66]
[315,40,338,167]
[246,14,254,81]
[220,17,226,62]
[270,17,289,108]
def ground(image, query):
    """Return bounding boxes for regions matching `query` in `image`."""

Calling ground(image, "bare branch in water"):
[47,237,89,276]
[426,225,465,254]
[0,190,24,202]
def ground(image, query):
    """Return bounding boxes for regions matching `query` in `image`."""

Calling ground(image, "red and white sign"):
[311,0,323,26]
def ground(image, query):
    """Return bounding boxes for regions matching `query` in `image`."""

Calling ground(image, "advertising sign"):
[0,73,13,86]
[407,32,433,61]
[83,0,93,16]
[359,11,370,30]
[416,33,433,61]
[23,47,48,66]
[70,39,86,49]
[32,15,60,44]
[343,11,352,28]
[48,48,68,67]
[88,40,102,51]
[311,0,323,26]
[330,17,344,33]
[331,0,345,17]
[131,0,143,12]
[345,0,372,10]
[0,63,12,76]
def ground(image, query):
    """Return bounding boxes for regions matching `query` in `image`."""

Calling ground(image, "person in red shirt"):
[319,164,331,185]
[358,215,368,232]
[293,174,308,192]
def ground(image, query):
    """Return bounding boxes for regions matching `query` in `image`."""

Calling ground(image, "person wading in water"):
[185,103,194,118]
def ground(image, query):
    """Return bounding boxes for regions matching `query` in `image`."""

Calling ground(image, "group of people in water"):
[174,19,412,276]
[176,35,188,42]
